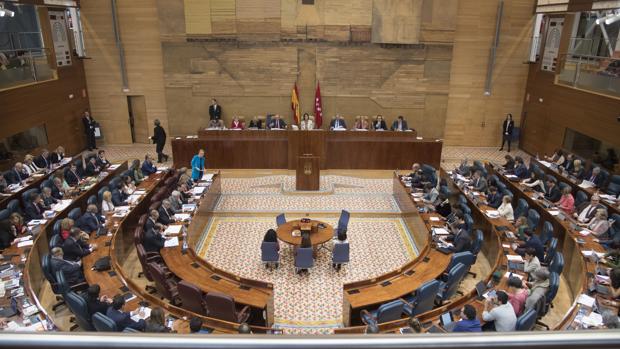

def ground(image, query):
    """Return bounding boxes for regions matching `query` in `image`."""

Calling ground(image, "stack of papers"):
[579,230,591,236]
[131,307,152,322]
[113,206,131,217]
[192,187,206,195]
[27,219,47,226]
[52,200,72,212]
[108,164,121,170]
[174,213,191,221]
[485,210,500,219]
[576,294,596,308]
[548,210,561,216]
[538,160,551,167]
[432,227,451,235]
[506,255,524,263]
[581,250,605,259]
[164,237,179,248]
[126,194,142,205]
[182,204,197,212]
[578,181,595,189]
[580,312,603,327]
[429,217,441,222]
[163,225,182,236]
[201,173,214,182]
[17,240,34,248]
[504,272,524,280]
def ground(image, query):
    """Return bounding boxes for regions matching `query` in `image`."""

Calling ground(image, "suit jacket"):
[450,229,472,253]
[145,321,171,333]
[51,185,64,200]
[390,120,408,131]
[473,177,488,192]
[24,202,44,221]
[50,152,64,164]
[143,228,165,253]
[372,120,387,130]
[96,156,110,168]
[82,116,96,136]
[525,235,545,261]
[152,125,167,147]
[5,168,29,185]
[208,104,222,120]
[158,206,173,225]
[514,164,528,179]
[230,120,243,129]
[269,119,287,129]
[111,189,126,206]
[65,169,81,186]
[84,162,100,177]
[248,119,262,129]
[563,159,574,172]
[544,185,561,202]
[170,197,182,213]
[34,154,51,169]
[86,295,109,318]
[577,203,604,221]
[141,161,157,176]
[77,212,104,233]
[144,217,157,233]
[50,256,85,286]
[503,159,515,171]
[571,167,585,180]
[584,171,604,187]
[330,119,347,130]
[62,237,91,262]
[0,219,17,249]
[42,195,58,208]
[502,120,514,135]
[106,307,145,331]
[487,192,503,209]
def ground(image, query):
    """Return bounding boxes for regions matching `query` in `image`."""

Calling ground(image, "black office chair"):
[41,254,66,311]
[92,312,118,332]
[64,291,95,331]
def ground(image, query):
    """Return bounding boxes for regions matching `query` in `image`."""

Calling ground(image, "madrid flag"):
[314,82,323,128]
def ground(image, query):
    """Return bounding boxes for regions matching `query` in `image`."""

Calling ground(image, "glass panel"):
[0,124,49,161]
[562,128,620,170]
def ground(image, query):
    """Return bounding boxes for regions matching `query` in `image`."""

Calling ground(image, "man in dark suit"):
[575,194,605,223]
[62,227,95,262]
[269,114,287,130]
[5,162,29,185]
[141,154,157,176]
[144,209,159,232]
[372,115,388,130]
[584,167,604,188]
[85,284,111,318]
[330,115,347,130]
[446,213,472,253]
[471,170,488,192]
[50,146,65,164]
[51,178,65,200]
[499,113,514,152]
[248,116,262,129]
[513,157,529,179]
[95,150,110,169]
[50,247,86,286]
[209,99,222,120]
[64,163,82,187]
[158,200,174,225]
[34,149,51,170]
[41,187,58,209]
[82,110,97,151]
[84,156,101,177]
[143,223,166,253]
[516,229,545,261]
[106,295,145,331]
[24,192,45,221]
[390,115,409,131]
[486,186,503,209]
[77,204,105,233]
[544,179,561,202]
[111,184,127,206]
[150,119,169,163]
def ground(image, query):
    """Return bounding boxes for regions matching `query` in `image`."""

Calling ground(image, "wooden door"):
[129,96,149,144]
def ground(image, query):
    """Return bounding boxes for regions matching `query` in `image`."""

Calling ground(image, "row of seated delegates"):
[206,114,288,130]
[329,114,413,132]
[545,148,619,173]
[0,146,70,193]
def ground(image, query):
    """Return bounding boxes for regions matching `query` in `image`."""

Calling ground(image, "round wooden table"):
[276,219,334,247]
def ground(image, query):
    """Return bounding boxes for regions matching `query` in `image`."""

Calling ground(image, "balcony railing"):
[0,47,57,91]
[557,53,620,98]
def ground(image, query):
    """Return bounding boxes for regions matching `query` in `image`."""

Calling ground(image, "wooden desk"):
[276,220,333,246]
[171,130,442,170]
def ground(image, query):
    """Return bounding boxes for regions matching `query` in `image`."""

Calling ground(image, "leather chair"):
[7,199,22,215]
[0,209,9,221]
[497,182,507,194]
[49,234,62,250]
[360,300,405,326]
[489,174,500,187]
[21,188,39,206]
[436,263,467,304]
[147,262,180,304]
[464,213,474,232]
[471,229,484,259]
[514,199,529,219]
[136,244,161,282]
[53,219,62,236]
[65,291,95,331]
[541,221,554,246]
[40,179,53,190]
[446,251,475,273]
[204,292,250,323]
[549,252,564,275]
[56,270,88,295]
[87,195,98,207]
[605,175,620,196]
[558,182,569,192]
[575,191,588,208]
[527,209,540,231]
[294,247,314,273]
[336,210,350,232]
[68,207,82,221]
[41,254,66,311]
[502,189,513,200]
[260,241,279,269]
[133,226,144,246]
[97,186,109,203]
[546,272,560,306]
[543,238,558,265]
[178,280,207,315]
[459,203,472,216]
[515,308,537,331]
[148,201,161,213]
[92,312,118,332]
[276,213,286,227]
[138,213,148,229]
[332,242,349,269]
[458,195,467,206]
[402,279,440,317]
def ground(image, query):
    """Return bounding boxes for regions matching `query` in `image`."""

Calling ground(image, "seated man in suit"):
[372,115,388,130]
[23,154,41,175]
[144,209,160,232]
[562,153,574,172]
[84,156,101,177]
[543,179,561,202]
[390,115,409,131]
[141,154,157,176]
[40,187,58,210]
[444,212,472,253]
[62,227,96,262]
[407,163,424,188]
[95,150,111,168]
[51,177,66,200]
[49,247,86,286]
[77,204,105,234]
[470,170,488,192]
[269,114,287,130]
[455,158,471,176]
[248,116,262,129]
[107,295,146,332]
[6,162,29,185]
[143,223,167,253]
[512,157,529,179]
[515,228,545,262]
[64,163,82,187]
[34,149,51,170]
[169,191,184,213]
[85,284,111,318]
[111,181,127,206]
[584,166,604,188]
[24,192,45,221]
[330,114,347,130]
[486,186,503,209]
[158,200,175,225]
[574,194,605,224]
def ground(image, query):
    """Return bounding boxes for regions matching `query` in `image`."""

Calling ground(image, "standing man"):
[150,119,169,163]
[499,113,514,152]
[82,110,97,151]
[209,99,222,121]
[191,149,206,181]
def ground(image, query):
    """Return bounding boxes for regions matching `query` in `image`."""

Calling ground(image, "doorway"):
[127,96,148,144]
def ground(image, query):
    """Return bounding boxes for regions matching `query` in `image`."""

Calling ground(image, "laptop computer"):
[475,281,489,300]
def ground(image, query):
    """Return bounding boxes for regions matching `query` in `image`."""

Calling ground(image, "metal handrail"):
[0,47,55,89]
[1,331,620,349]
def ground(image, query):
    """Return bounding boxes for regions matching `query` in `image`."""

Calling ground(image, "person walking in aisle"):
[150,119,169,163]
[191,149,206,181]
[499,113,514,152]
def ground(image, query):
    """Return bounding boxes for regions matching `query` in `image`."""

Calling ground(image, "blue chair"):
[98,186,109,203]
[294,247,313,273]
[459,203,471,216]
[40,179,53,190]
[437,263,468,304]
[21,188,39,206]
[447,251,475,272]
[92,312,118,332]
[473,160,483,170]
[497,182,507,194]
[337,210,350,232]
[53,219,62,236]
[527,209,540,231]
[402,279,440,317]
[502,189,513,200]
[544,238,558,265]
[65,291,95,331]
[276,213,286,227]
[68,207,82,221]
[546,272,560,306]
[260,242,279,269]
[541,221,553,245]
[332,242,350,269]
[41,254,67,311]
[514,199,528,219]
[549,252,564,275]
[360,300,405,326]
[440,185,450,197]
[458,195,467,206]
[558,182,569,192]
[87,195,98,207]
[489,175,500,187]
[605,175,620,196]
[49,234,62,250]
[516,308,537,331]
[575,191,588,208]
[471,229,484,261]
[464,214,474,232]
[0,209,9,221]
[7,199,21,215]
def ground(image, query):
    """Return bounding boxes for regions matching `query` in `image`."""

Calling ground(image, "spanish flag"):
[291,83,301,125]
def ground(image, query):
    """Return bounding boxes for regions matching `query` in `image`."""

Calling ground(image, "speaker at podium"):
[296,154,320,191]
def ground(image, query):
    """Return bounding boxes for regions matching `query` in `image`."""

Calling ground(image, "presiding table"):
[276,219,333,246]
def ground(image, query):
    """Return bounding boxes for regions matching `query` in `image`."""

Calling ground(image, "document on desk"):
[27,219,48,226]
[576,294,596,308]
[429,217,441,222]
[547,210,561,216]
[182,204,197,212]
[504,272,524,280]
[164,225,182,236]
[53,200,72,212]
[506,255,524,262]
[201,173,214,182]
[432,227,451,235]
[17,240,34,248]
[174,213,191,221]
[131,307,152,322]
[505,174,519,180]
[485,210,500,219]
[538,160,552,168]
[113,206,131,217]
[192,186,206,195]
[578,181,595,189]
[108,164,121,170]
[164,237,179,248]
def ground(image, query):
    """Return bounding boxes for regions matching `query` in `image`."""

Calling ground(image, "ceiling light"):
[0,7,15,17]
[605,13,620,25]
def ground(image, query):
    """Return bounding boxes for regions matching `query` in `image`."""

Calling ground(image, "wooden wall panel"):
[443,0,535,146]
[184,0,212,35]
[210,0,237,34]
[371,0,423,44]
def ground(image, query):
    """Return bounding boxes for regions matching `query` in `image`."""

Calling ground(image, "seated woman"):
[521,171,545,193]
[230,116,244,130]
[121,175,136,196]
[556,186,575,214]
[570,159,585,179]
[587,209,610,237]
[497,195,514,221]
[145,307,171,333]
[544,149,565,166]
[0,213,27,249]
[131,159,145,184]
[263,229,279,249]
[101,191,115,213]
[372,115,388,130]
[514,216,529,241]
[353,116,369,131]
[502,155,515,171]
[300,113,314,130]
